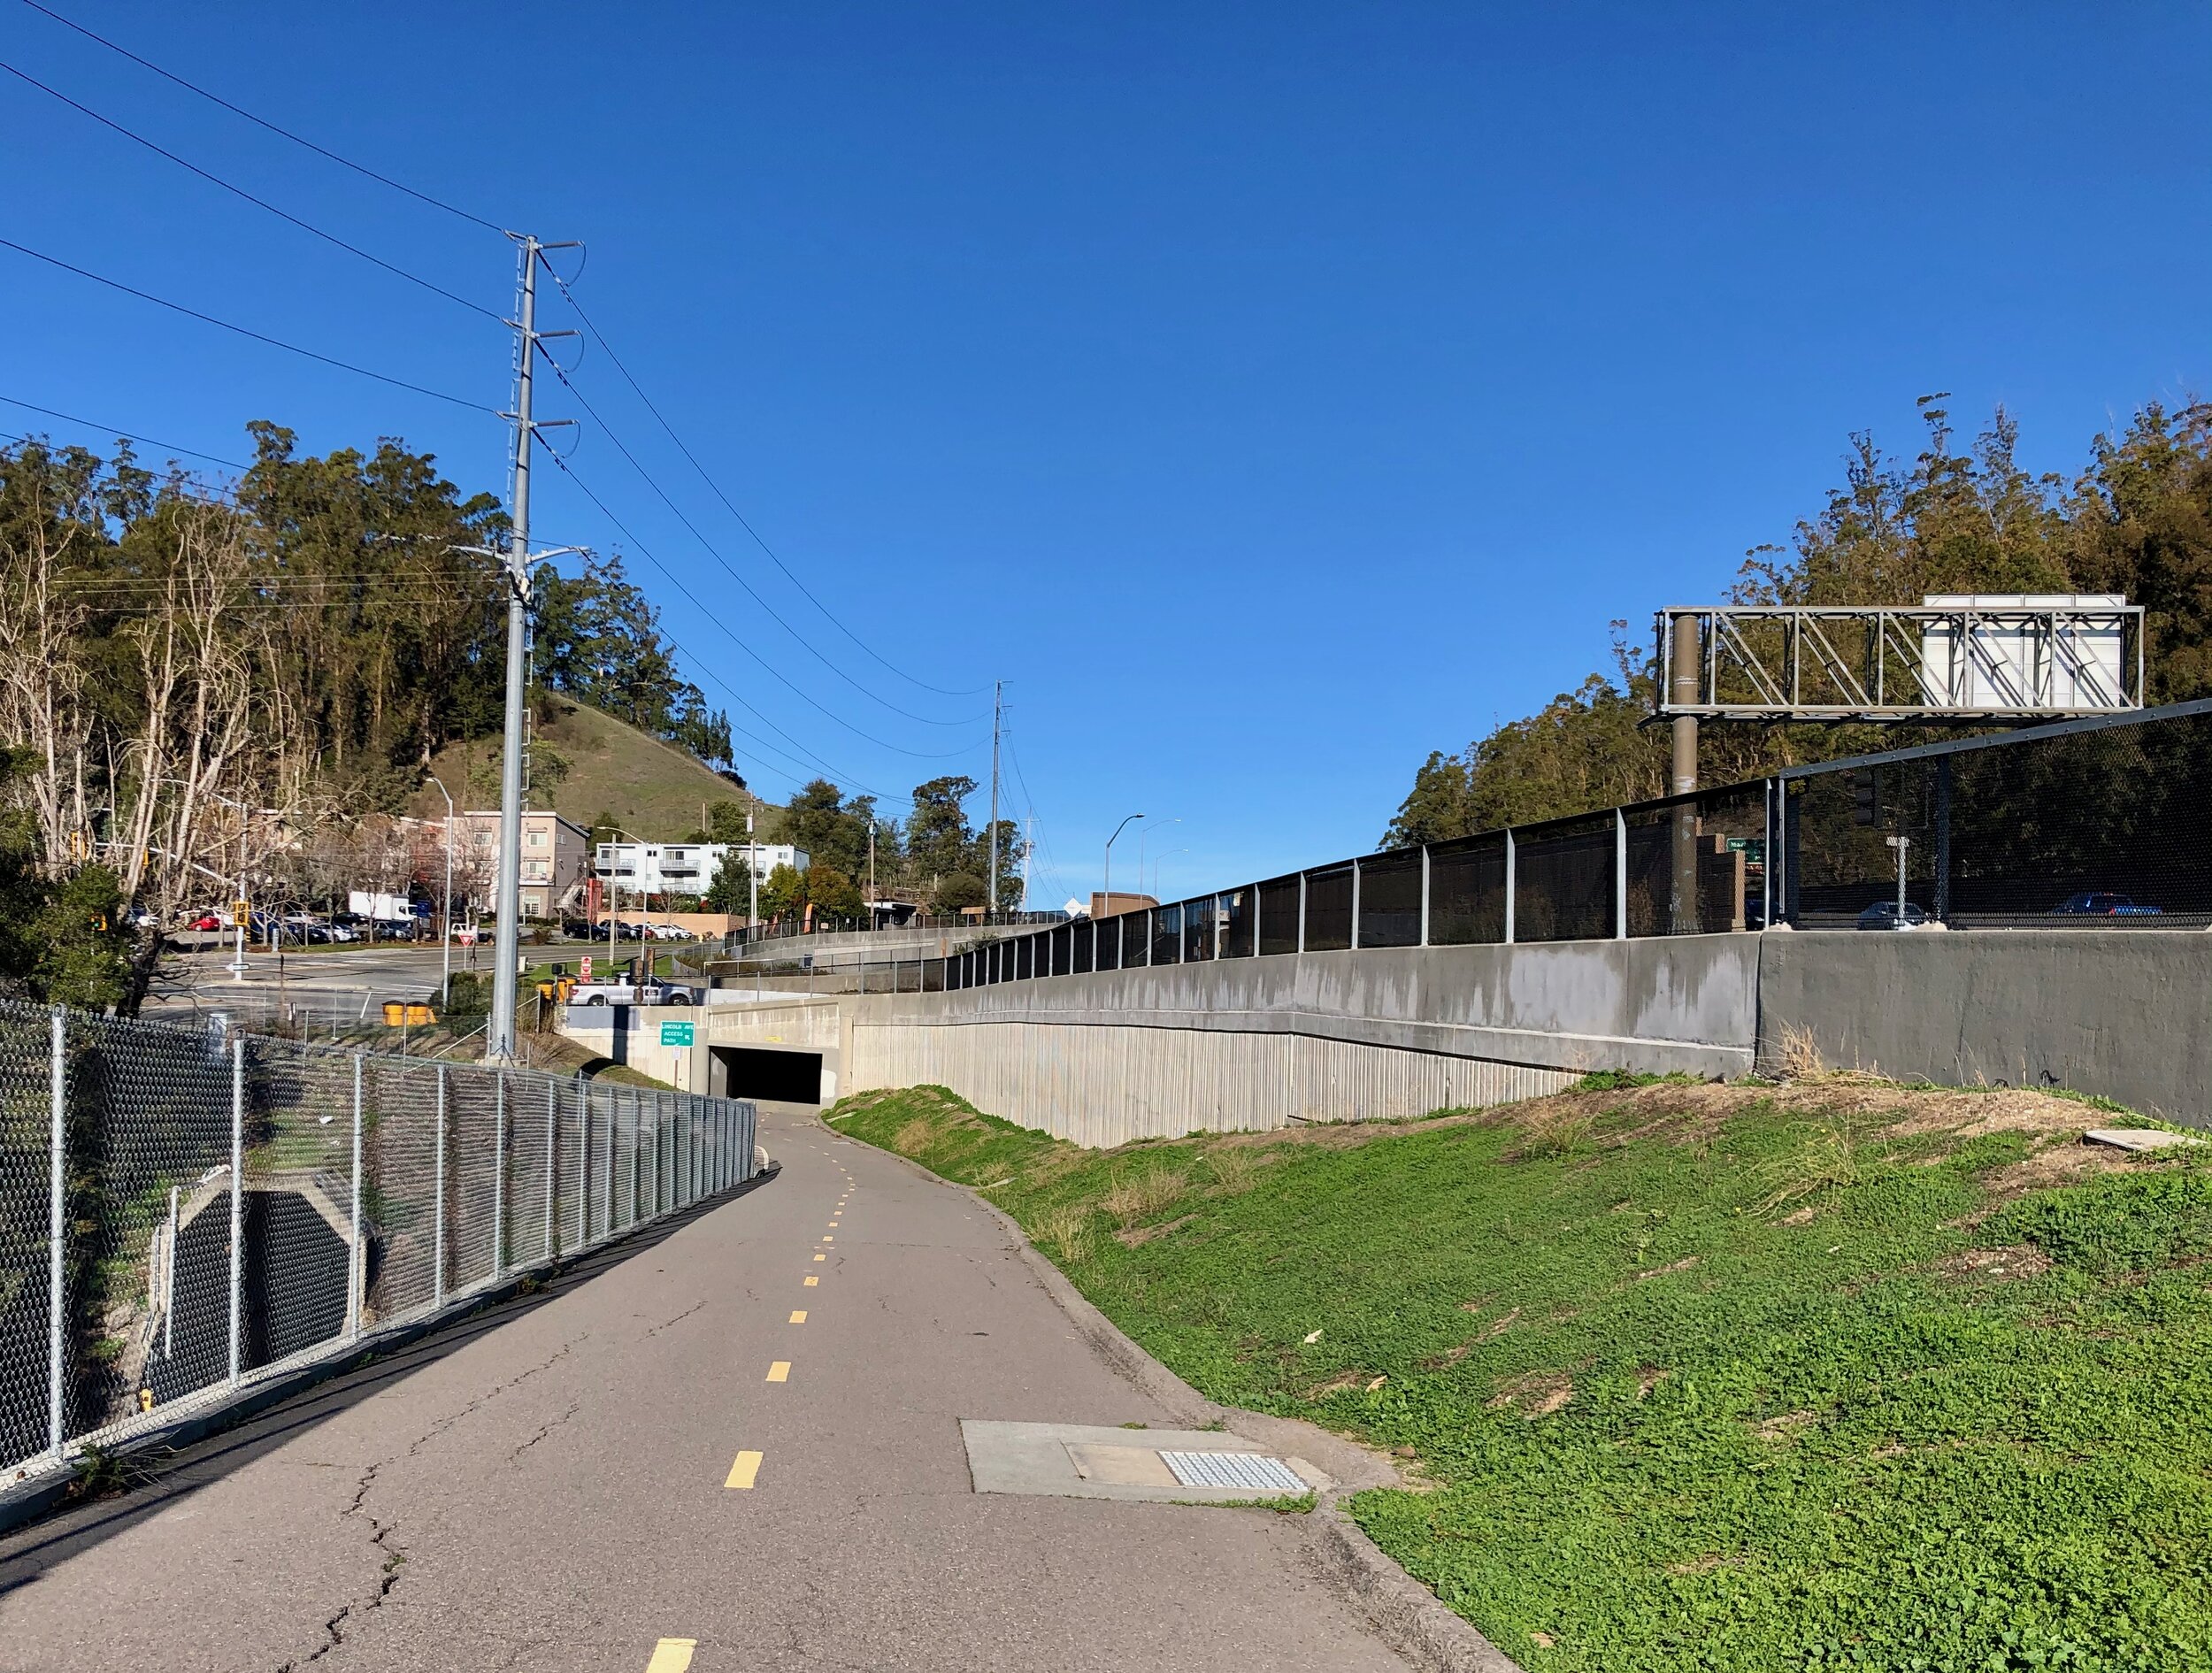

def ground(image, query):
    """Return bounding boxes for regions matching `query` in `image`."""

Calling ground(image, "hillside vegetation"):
[831,1077,2212,1673]
[411,700,786,842]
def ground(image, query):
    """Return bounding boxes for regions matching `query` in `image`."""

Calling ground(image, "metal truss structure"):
[1654,603,2146,723]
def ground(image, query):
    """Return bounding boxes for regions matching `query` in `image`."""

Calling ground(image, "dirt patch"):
[1753,1409,1817,1442]
[1115,1213,1194,1249]
[1635,1256,1701,1281]
[1306,1370,1374,1401]
[1933,1244,2055,1283]
[889,1117,937,1156]
[1487,1370,1574,1416]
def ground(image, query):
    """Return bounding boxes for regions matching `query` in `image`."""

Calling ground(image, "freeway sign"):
[659,1020,695,1048]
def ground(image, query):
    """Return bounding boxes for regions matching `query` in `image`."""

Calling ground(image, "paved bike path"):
[0,1104,1412,1672]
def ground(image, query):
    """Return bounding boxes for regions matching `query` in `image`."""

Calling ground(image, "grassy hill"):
[411,701,786,841]
[834,1077,2212,1672]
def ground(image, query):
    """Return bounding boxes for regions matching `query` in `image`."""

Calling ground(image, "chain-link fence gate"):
[0,1000,757,1485]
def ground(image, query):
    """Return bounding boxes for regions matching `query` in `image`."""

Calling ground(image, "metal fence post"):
[600,1080,612,1239]
[228,1036,243,1388]
[543,1078,557,1260]
[1615,808,1628,940]
[1418,846,1431,948]
[47,1008,65,1461]
[433,1064,447,1308]
[626,1088,639,1225]
[1297,873,1308,955]
[576,1079,589,1249]
[349,1055,364,1340]
[492,1071,506,1279]
[1504,828,1517,945]
[1350,858,1362,951]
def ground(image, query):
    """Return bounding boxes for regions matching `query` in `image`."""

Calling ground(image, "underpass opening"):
[712,1044,824,1104]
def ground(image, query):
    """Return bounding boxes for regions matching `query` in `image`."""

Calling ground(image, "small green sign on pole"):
[659,1020,695,1048]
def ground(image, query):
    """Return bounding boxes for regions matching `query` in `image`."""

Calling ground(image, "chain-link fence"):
[0,1000,757,1485]
[931,698,2212,990]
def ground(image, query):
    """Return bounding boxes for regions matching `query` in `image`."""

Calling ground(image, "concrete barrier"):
[1757,929,2210,1124]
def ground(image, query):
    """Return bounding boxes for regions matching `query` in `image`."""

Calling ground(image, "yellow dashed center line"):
[788,1309,807,1324]
[821,1234,833,1242]
[803,1275,818,1286]
[724,1450,763,1489]
[813,1254,825,1262]
[765,1361,791,1383]
[644,1638,696,1673]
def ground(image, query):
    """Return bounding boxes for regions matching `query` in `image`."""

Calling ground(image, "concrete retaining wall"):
[1757,930,2211,1124]
[846,1014,1575,1146]
[617,927,2205,1145]
[835,936,1758,1143]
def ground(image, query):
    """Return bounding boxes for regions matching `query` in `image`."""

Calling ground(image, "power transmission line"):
[0,237,496,414]
[535,360,990,762]
[16,0,508,234]
[0,59,503,320]
[540,263,989,699]
[540,449,897,796]
[531,340,987,731]
[0,395,251,469]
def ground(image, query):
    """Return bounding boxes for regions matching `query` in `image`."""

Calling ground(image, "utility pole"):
[987,679,1002,923]
[488,234,579,1060]
[868,821,877,925]
[747,795,758,938]
[1021,815,1033,915]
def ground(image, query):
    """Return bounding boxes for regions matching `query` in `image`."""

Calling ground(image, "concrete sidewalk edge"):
[0,1165,780,1540]
[822,1117,1526,1673]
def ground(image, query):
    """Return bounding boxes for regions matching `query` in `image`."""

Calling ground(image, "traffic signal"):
[1851,768,1882,827]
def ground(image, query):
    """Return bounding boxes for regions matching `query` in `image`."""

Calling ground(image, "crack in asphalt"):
[641,1299,709,1338]
[268,1335,589,1670]
[508,1401,583,1462]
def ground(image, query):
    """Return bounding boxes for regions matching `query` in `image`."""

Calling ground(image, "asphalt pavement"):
[0,1102,1416,1672]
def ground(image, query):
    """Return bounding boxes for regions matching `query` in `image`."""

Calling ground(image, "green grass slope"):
[828,1079,2212,1673]
[412,700,786,840]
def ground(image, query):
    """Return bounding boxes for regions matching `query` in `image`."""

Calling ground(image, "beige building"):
[446,810,592,920]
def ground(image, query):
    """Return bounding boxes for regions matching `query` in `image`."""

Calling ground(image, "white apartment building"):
[594,840,808,898]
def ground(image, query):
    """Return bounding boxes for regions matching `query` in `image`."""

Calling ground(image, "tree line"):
[675,774,1025,923]
[1386,397,2212,845]
[0,424,741,1009]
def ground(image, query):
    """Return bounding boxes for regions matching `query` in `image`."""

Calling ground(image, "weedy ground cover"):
[828,1078,2212,1672]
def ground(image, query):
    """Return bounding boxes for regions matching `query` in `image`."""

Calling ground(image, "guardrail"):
[0,1000,757,1486]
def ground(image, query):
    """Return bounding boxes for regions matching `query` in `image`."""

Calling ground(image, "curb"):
[0,1165,780,1539]
[820,1117,1525,1673]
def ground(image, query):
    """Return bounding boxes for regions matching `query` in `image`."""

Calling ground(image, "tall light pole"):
[1138,817,1179,902]
[425,774,455,1004]
[1151,848,1189,900]
[987,679,1002,921]
[1103,812,1144,916]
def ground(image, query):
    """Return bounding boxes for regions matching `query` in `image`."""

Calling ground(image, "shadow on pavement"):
[0,1168,780,1595]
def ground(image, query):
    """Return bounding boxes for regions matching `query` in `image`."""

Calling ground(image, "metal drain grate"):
[1157,1451,1306,1492]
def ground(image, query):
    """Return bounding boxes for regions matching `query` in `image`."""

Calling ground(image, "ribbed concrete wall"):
[845,1016,1574,1146]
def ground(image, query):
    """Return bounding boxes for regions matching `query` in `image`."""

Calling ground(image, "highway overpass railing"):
[943,697,2212,990]
[0,1000,757,1488]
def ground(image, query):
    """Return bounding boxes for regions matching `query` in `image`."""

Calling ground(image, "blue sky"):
[4,3,2207,908]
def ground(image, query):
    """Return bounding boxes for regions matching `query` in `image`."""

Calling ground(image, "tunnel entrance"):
[713,1045,825,1104]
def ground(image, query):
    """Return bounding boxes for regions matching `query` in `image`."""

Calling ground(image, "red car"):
[187,913,224,931]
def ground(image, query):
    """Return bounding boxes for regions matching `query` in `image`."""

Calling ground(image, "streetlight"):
[1138,817,1180,903]
[1103,812,1145,917]
[425,774,456,1006]
[1150,848,1189,899]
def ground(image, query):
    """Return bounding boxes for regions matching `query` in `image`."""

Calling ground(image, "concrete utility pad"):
[2085,1126,2204,1152]
[963,1420,1329,1503]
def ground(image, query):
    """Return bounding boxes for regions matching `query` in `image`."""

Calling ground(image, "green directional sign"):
[659,1020,695,1048]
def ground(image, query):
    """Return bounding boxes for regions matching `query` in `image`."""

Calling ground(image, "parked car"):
[1856,901,1934,931]
[2050,892,2162,917]
[186,912,225,932]
[649,923,695,940]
